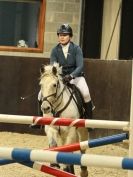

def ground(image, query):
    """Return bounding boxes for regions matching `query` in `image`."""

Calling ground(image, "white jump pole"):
[128,61,133,177]
[0,114,129,130]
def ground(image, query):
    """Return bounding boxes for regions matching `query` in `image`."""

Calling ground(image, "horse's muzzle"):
[41,101,51,113]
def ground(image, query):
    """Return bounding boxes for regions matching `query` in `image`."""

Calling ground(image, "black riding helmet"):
[57,24,73,37]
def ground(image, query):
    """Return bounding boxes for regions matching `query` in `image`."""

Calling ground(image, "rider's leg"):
[70,76,95,119]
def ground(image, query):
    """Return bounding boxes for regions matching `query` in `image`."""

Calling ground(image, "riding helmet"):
[57,24,73,37]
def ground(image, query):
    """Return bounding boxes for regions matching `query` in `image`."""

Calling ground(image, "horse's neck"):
[55,84,80,118]
[57,82,72,105]
[52,82,66,109]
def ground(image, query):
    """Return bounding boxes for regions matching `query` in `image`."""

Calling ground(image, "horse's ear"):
[52,66,57,75]
[40,64,45,74]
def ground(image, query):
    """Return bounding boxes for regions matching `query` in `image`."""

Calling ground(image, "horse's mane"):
[40,62,62,79]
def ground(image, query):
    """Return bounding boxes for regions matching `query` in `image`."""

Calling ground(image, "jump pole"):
[30,162,77,177]
[0,133,128,161]
[0,147,133,170]
[49,133,129,152]
[128,61,133,177]
[0,114,129,130]
[0,133,128,177]
[0,159,15,165]
[0,160,76,177]
[21,162,77,177]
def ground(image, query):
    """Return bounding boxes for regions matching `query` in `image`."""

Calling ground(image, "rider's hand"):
[63,75,73,84]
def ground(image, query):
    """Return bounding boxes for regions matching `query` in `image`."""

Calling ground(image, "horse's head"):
[40,63,62,114]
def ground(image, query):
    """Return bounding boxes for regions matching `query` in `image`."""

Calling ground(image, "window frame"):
[0,0,46,53]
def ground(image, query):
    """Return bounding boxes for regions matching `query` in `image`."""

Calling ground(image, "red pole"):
[40,164,77,177]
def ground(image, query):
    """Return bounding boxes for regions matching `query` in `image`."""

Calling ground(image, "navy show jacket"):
[50,42,84,77]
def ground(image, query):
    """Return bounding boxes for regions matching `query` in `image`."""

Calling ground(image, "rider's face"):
[58,34,71,45]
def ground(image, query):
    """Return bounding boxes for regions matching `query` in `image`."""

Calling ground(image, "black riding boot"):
[30,101,43,129]
[84,101,94,119]
[84,101,95,132]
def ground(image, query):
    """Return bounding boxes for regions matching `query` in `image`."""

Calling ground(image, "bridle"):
[41,79,65,112]
[41,78,75,117]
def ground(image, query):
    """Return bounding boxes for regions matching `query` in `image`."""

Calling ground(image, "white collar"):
[61,43,70,59]
[61,42,70,49]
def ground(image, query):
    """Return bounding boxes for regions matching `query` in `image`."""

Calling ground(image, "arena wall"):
[0,57,131,137]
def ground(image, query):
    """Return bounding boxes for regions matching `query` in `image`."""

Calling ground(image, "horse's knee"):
[77,127,89,142]
[49,137,57,147]
[45,127,58,147]
[65,128,77,144]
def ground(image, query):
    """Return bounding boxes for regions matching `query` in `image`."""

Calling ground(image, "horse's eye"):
[53,84,57,87]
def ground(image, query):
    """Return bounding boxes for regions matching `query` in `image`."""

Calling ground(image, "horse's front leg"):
[80,151,88,177]
[77,127,89,177]
[45,125,58,147]
[62,127,78,175]
[45,125,61,169]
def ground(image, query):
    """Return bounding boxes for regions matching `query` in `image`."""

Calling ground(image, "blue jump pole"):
[0,159,15,165]
[89,133,128,148]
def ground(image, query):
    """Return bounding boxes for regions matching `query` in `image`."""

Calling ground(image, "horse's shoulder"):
[67,84,85,117]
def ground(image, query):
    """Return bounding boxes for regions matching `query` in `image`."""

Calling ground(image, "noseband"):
[41,80,66,109]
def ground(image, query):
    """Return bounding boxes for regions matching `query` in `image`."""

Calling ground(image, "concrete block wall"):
[0,0,82,58]
[44,0,82,56]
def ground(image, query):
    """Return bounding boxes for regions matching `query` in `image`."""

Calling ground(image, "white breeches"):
[70,76,91,103]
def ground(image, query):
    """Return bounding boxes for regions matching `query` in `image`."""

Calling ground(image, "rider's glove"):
[63,74,73,84]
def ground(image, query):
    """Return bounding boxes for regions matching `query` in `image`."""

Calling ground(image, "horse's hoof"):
[63,165,75,174]
[50,163,60,169]
[80,170,88,177]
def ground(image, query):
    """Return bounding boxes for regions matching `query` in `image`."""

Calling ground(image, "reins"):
[20,90,38,100]
[53,84,75,117]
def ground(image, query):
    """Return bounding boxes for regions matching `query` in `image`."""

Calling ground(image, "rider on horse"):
[31,24,94,135]
[50,24,94,119]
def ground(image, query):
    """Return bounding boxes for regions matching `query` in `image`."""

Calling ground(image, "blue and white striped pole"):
[49,133,128,151]
[89,133,128,148]
[0,147,132,170]
[0,133,128,167]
